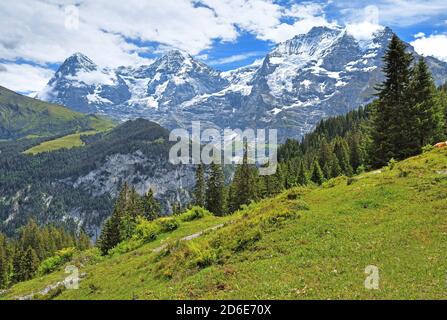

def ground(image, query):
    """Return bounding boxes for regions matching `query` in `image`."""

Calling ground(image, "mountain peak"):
[57,52,97,76]
[165,49,190,58]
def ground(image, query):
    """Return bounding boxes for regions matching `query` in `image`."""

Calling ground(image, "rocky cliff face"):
[38,27,447,141]
[0,120,195,237]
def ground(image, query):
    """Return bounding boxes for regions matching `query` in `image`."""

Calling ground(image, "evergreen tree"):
[0,234,11,289]
[409,58,445,148]
[97,213,121,255]
[347,132,364,173]
[318,138,334,179]
[228,144,259,212]
[141,189,161,220]
[18,220,45,260]
[310,160,325,185]
[371,34,413,166]
[297,161,309,186]
[76,231,91,251]
[22,247,39,281]
[193,164,206,207]
[205,162,226,216]
[261,163,284,197]
[333,138,353,176]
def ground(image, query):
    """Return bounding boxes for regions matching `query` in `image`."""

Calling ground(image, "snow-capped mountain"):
[38,53,131,113]
[38,27,447,140]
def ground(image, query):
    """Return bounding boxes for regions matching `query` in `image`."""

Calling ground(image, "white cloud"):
[208,52,264,66]
[336,0,447,27]
[414,32,426,39]
[343,5,383,41]
[0,63,54,93]
[259,3,335,42]
[411,34,447,62]
[67,70,117,86]
[0,1,151,68]
[0,0,333,68]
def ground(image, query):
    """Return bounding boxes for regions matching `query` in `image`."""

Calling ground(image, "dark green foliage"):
[297,161,309,186]
[98,183,162,255]
[0,119,169,237]
[0,220,84,288]
[408,58,445,147]
[0,234,12,288]
[205,162,226,216]
[260,163,284,198]
[193,164,206,207]
[228,144,260,212]
[371,34,414,166]
[141,189,161,221]
[333,137,353,176]
[310,161,325,185]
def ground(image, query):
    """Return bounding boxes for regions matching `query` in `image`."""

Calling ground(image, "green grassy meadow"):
[2,148,447,300]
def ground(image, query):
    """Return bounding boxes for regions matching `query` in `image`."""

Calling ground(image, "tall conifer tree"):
[372,34,413,166]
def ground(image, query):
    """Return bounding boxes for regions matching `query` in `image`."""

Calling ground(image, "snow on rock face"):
[37,52,131,113]
[38,27,447,141]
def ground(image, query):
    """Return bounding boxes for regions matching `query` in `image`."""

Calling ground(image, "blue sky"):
[1,0,447,94]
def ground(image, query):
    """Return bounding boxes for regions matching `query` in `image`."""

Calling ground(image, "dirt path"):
[152,223,224,253]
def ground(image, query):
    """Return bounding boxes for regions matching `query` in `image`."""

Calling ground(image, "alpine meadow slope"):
[2,148,447,300]
[0,86,113,140]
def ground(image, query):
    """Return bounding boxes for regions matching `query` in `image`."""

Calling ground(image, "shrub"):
[109,238,144,256]
[38,256,64,276]
[356,165,366,174]
[388,158,398,170]
[38,247,77,275]
[179,206,211,222]
[422,144,435,153]
[156,217,180,233]
[132,217,160,243]
[347,177,358,185]
[232,227,262,252]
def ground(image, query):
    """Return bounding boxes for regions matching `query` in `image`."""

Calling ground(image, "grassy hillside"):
[24,131,100,155]
[2,148,447,300]
[0,86,114,140]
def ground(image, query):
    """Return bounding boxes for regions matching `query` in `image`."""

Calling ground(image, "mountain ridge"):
[37,26,447,140]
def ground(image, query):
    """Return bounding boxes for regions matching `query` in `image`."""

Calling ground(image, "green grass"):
[3,148,447,300]
[23,131,99,155]
[0,85,114,140]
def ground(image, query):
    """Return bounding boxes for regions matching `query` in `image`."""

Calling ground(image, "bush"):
[388,158,398,170]
[232,227,262,252]
[179,206,211,222]
[132,217,160,243]
[156,217,179,233]
[109,238,144,256]
[38,247,77,275]
[422,144,435,153]
[38,256,63,276]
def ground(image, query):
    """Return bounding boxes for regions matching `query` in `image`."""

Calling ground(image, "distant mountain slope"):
[0,86,113,139]
[4,148,447,300]
[37,27,447,141]
[0,119,195,237]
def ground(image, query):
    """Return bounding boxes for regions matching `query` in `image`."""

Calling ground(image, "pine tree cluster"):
[98,183,161,255]
[0,220,90,289]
